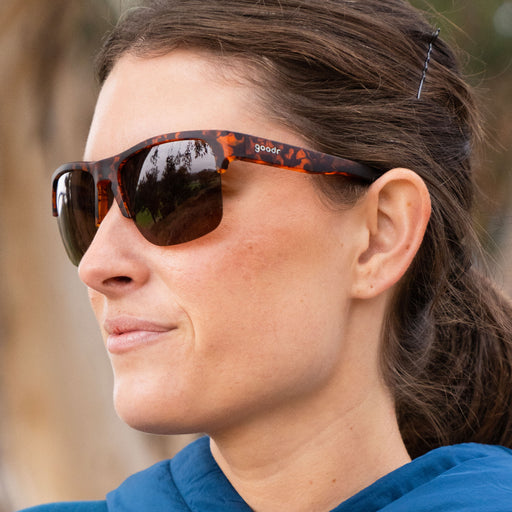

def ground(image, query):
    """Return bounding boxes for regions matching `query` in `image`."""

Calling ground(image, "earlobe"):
[351,168,431,299]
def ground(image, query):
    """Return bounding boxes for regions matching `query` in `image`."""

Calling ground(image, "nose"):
[78,202,150,297]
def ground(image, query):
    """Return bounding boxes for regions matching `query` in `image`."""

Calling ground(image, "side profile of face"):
[79,50,387,436]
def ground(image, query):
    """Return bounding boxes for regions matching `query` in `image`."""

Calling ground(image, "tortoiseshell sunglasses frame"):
[52,129,383,226]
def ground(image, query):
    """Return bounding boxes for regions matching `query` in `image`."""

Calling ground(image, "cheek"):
[166,207,350,384]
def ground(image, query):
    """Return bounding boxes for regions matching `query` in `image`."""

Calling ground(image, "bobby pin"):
[417,28,441,100]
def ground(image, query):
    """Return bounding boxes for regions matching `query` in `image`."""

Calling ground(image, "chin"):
[111,380,203,435]
[114,398,198,435]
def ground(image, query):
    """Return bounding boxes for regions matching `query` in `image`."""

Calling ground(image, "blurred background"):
[0,0,510,510]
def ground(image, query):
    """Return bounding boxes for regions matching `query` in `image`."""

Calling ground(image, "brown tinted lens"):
[122,139,223,246]
[55,171,97,265]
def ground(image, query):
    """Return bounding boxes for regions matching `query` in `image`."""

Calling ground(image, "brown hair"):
[96,0,512,458]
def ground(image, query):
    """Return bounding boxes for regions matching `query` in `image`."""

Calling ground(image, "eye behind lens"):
[122,140,223,246]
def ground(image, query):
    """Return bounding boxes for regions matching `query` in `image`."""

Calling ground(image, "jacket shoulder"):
[385,444,512,511]
[18,501,108,512]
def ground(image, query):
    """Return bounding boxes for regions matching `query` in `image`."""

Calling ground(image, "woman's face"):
[80,51,371,435]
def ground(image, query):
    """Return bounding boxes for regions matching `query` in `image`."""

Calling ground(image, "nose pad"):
[96,180,114,227]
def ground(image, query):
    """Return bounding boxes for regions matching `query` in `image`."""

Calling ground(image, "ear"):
[351,168,431,299]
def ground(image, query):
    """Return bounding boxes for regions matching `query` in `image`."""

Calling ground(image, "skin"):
[79,51,431,512]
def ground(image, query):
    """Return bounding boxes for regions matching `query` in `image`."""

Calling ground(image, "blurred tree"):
[0,1,194,510]
[410,0,512,288]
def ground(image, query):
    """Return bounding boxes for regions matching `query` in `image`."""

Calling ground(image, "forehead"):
[84,50,283,161]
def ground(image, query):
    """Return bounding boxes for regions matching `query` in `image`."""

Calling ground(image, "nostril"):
[106,276,133,285]
[101,275,134,289]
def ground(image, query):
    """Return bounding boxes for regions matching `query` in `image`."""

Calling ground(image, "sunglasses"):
[52,130,383,265]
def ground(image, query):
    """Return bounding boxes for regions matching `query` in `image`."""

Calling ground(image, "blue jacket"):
[19,437,512,511]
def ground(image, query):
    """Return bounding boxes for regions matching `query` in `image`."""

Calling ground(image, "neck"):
[209,379,410,512]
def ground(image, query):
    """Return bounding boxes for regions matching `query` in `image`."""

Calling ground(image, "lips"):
[104,316,177,354]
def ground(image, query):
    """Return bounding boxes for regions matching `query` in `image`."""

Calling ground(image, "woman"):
[22,0,512,510]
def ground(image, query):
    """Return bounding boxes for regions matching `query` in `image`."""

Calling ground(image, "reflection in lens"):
[56,171,97,265]
[123,140,223,246]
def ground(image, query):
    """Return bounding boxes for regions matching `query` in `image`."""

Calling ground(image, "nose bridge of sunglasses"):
[95,179,114,226]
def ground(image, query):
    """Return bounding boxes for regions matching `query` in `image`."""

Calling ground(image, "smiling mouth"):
[104,317,177,354]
